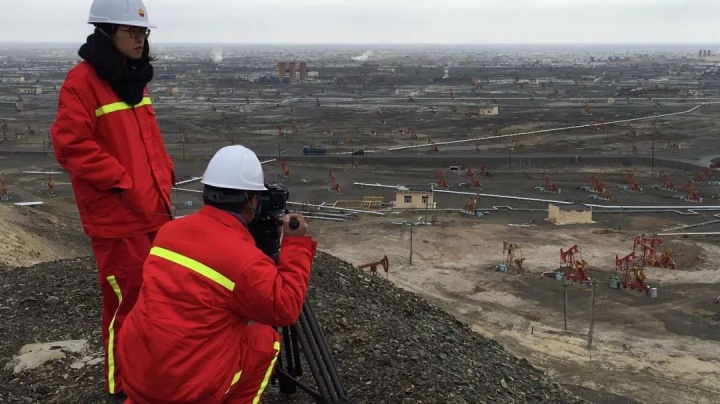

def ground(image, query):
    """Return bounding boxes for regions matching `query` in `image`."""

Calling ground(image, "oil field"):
[2,43,720,403]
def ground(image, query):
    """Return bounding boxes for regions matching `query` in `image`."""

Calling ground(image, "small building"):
[376,67,395,75]
[395,185,435,209]
[479,106,499,116]
[1,76,25,83]
[17,87,42,95]
[547,203,593,225]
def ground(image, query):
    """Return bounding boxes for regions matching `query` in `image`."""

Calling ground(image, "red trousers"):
[90,232,157,395]
[123,324,281,404]
[222,324,281,403]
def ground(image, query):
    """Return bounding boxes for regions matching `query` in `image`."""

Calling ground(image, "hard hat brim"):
[200,180,268,191]
[88,19,157,28]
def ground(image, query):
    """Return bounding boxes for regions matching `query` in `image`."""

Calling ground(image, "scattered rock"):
[0,254,588,404]
[86,358,103,366]
[4,340,89,375]
[4,349,66,374]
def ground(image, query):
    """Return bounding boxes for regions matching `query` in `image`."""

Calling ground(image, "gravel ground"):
[1,252,587,404]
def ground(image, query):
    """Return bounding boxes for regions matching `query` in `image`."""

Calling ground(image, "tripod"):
[254,213,350,403]
[272,299,350,403]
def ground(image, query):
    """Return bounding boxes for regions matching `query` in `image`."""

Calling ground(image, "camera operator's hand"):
[283,213,308,237]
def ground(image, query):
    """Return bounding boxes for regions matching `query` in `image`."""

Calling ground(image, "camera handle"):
[286,209,300,230]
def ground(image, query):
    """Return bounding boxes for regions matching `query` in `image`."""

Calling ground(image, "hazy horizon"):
[0,0,718,45]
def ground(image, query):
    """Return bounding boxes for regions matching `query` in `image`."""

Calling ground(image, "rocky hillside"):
[0,252,586,404]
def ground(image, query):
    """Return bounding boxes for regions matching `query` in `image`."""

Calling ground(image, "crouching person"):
[117,145,317,404]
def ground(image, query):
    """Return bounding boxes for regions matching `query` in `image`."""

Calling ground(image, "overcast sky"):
[0,0,718,44]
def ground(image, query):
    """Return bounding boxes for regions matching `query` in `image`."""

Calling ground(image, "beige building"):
[547,203,593,225]
[1,76,25,83]
[479,106,499,116]
[395,185,435,209]
[17,87,42,95]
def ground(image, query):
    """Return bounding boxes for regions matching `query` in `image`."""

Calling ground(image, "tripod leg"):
[304,302,348,398]
[276,327,297,395]
[291,324,303,376]
[294,317,334,402]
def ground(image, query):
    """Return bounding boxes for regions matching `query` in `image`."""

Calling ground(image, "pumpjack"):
[560,244,590,282]
[497,240,525,273]
[358,255,389,276]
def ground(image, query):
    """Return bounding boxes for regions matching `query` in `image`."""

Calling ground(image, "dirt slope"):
[0,253,585,404]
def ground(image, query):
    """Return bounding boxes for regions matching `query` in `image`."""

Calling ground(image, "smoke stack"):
[300,62,307,80]
[278,62,286,80]
[290,62,297,81]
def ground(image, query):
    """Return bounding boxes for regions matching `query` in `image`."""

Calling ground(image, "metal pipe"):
[293,211,356,219]
[657,232,720,236]
[353,182,406,189]
[171,187,202,193]
[433,188,571,204]
[386,103,716,151]
[661,217,720,232]
[301,216,346,222]
[287,201,385,216]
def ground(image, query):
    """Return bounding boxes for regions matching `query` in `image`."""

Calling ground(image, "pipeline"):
[660,214,720,232]
[385,103,718,151]
[432,187,573,205]
[286,201,385,216]
[657,232,720,236]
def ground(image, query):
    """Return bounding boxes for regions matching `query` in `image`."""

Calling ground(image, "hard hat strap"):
[203,186,249,204]
[95,24,114,40]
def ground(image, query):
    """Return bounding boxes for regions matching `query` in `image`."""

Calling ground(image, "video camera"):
[246,182,350,403]
[247,183,291,262]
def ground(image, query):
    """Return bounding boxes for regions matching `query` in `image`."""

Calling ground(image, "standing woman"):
[50,0,174,398]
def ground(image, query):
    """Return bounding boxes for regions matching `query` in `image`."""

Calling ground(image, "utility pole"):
[633,147,637,173]
[651,138,655,172]
[563,278,568,331]
[587,280,597,349]
[409,224,414,265]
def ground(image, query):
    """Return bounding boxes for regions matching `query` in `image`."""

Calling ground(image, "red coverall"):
[50,61,174,395]
[118,205,317,404]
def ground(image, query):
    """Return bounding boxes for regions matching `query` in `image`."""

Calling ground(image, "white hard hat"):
[88,0,157,28]
[201,145,267,191]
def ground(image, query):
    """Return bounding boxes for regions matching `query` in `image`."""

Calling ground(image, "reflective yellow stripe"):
[95,96,152,117]
[252,341,281,404]
[107,276,123,394]
[149,246,235,291]
[225,370,243,394]
[231,370,243,386]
